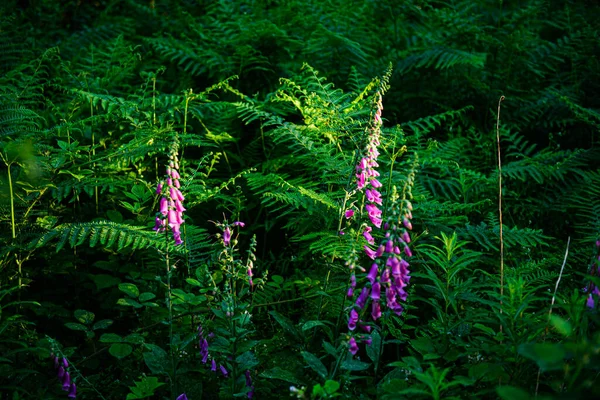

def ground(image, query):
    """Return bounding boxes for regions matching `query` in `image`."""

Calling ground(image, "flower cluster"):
[585,239,600,308]
[356,92,384,231]
[198,323,228,377]
[52,355,77,398]
[344,91,416,355]
[154,140,185,245]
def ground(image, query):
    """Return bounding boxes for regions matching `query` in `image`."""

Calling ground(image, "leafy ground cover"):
[1,0,600,399]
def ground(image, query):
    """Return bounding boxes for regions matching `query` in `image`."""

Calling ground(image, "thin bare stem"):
[535,236,571,396]
[496,95,505,321]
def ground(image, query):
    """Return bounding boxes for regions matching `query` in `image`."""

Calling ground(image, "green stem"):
[164,229,176,397]
[7,163,15,240]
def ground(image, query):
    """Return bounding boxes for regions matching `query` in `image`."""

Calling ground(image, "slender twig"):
[496,95,505,323]
[535,237,571,396]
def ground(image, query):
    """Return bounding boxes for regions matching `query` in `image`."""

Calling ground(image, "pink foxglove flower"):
[348,337,359,355]
[155,140,185,245]
[223,227,232,246]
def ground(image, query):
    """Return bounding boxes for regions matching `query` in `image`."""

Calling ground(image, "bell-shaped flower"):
[363,229,375,244]
[159,197,169,216]
[220,365,229,377]
[385,240,394,253]
[174,200,186,213]
[371,301,381,320]
[348,309,359,331]
[364,245,377,260]
[587,294,595,308]
[62,372,71,391]
[356,286,369,309]
[348,337,359,355]
[366,263,378,284]
[401,231,411,243]
[223,227,232,246]
[211,359,217,372]
[370,179,382,188]
[176,394,188,400]
[371,282,381,301]
[67,383,77,399]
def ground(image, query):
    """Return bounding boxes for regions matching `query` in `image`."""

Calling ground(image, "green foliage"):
[0,0,599,398]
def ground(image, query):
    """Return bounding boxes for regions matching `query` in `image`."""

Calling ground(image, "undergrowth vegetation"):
[1,0,599,399]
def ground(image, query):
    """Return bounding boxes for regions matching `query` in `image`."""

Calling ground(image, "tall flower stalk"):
[153,136,186,396]
[344,87,416,355]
